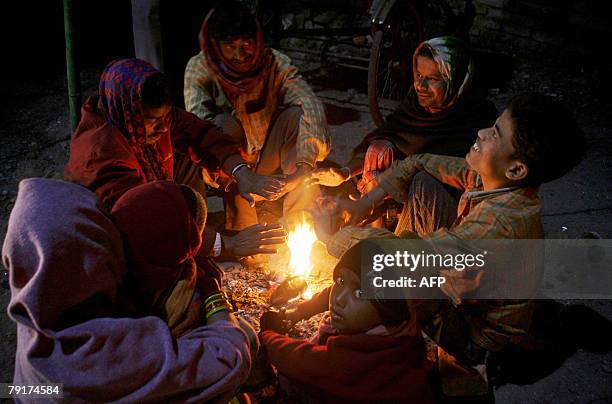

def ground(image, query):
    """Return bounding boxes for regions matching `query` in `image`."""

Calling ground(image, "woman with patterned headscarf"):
[311,36,497,224]
[65,58,286,258]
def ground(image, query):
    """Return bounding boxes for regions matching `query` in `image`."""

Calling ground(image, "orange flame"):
[287,220,317,279]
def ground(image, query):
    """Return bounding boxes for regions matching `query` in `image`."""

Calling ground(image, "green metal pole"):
[63,0,81,133]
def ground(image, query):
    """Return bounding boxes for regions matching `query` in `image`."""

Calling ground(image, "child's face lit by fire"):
[329,267,382,333]
[466,108,528,190]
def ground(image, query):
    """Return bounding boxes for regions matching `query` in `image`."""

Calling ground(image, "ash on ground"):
[222,240,337,339]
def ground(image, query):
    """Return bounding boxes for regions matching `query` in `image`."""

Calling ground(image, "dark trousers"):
[394,171,458,237]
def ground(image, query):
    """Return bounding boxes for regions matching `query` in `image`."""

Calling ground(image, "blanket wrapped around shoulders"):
[3,178,251,403]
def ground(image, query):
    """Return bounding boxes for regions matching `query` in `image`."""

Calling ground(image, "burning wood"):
[223,217,338,339]
[269,219,317,305]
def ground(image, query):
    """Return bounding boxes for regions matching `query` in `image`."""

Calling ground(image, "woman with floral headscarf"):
[65,58,286,258]
[311,36,497,224]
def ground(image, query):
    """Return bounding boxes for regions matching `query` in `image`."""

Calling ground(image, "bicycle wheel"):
[368,3,423,127]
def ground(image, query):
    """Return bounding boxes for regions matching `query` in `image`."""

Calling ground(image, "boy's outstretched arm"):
[287,286,331,323]
[377,153,478,203]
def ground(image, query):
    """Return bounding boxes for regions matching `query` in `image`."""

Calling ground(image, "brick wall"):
[470,0,609,62]
[267,0,609,68]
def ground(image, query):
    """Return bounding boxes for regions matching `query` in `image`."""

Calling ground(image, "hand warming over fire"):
[308,188,391,240]
[308,166,351,187]
[308,196,346,245]
[223,223,286,257]
[234,168,286,206]
[278,163,313,196]
[341,197,374,226]
[341,187,388,226]
[259,310,292,333]
[282,307,305,326]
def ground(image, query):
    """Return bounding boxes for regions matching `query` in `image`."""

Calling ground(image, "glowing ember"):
[287,220,317,278]
[301,288,314,300]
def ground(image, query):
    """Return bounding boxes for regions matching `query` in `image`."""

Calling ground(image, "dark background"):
[3,0,611,104]
[4,1,135,75]
[1,1,612,402]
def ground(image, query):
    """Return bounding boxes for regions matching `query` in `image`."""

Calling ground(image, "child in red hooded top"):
[258,242,434,403]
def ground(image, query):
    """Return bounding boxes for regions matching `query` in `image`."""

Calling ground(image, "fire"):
[287,220,317,278]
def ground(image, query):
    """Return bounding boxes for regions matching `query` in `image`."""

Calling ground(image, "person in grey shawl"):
[2,178,252,402]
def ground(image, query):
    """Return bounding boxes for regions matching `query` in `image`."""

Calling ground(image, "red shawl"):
[110,181,204,308]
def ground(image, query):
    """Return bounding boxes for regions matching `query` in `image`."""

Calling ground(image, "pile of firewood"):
[222,241,337,339]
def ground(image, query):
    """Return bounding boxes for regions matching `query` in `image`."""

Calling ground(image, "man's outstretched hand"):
[235,169,286,207]
[341,196,376,226]
[223,223,286,257]
[307,167,350,187]
[277,163,313,197]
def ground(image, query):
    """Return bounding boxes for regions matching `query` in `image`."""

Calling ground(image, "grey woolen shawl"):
[3,178,251,403]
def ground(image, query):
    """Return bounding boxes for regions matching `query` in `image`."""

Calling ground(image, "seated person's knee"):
[213,113,246,143]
